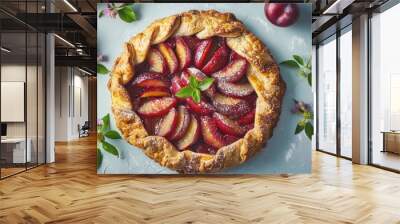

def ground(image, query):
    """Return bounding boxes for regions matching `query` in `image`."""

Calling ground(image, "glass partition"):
[0,23,28,178]
[0,1,46,179]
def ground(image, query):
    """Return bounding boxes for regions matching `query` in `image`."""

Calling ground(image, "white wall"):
[72,73,89,138]
[54,67,69,141]
[1,65,26,139]
[1,65,38,137]
[54,67,89,141]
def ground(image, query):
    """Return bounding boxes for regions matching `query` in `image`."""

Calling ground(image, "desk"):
[381,131,400,154]
[1,138,31,163]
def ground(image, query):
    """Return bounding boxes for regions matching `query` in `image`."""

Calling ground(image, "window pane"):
[340,29,352,158]
[371,4,400,171]
[318,37,337,154]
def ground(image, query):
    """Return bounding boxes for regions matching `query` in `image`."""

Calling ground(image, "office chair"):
[79,121,90,138]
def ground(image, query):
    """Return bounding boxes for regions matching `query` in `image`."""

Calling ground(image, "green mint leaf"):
[295,123,304,134]
[293,55,304,66]
[175,86,193,98]
[192,89,201,103]
[97,148,103,168]
[280,60,299,68]
[104,130,122,139]
[199,77,214,91]
[307,73,312,86]
[97,64,110,74]
[102,140,119,156]
[305,122,314,140]
[118,6,136,23]
[189,76,199,89]
[99,10,104,18]
[101,114,110,133]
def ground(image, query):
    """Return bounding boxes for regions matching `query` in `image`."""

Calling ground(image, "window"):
[316,26,353,159]
[370,3,400,171]
[317,36,337,155]
[390,75,400,130]
[339,27,352,158]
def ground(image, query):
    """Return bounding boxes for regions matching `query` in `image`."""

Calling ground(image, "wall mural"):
[97,3,312,174]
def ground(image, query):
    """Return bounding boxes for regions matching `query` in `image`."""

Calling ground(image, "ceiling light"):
[323,0,341,14]
[323,0,354,15]
[54,34,75,48]
[63,0,78,12]
[78,67,93,76]
[1,47,11,53]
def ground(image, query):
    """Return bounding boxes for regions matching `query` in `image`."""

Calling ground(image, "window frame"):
[315,24,353,161]
[367,2,400,173]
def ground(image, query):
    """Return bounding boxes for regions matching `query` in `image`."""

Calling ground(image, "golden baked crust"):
[108,10,286,173]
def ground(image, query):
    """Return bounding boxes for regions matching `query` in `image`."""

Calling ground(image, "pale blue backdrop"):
[97,3,312,174]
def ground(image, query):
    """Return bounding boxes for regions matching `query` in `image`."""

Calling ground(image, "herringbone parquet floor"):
[1,135,400,224]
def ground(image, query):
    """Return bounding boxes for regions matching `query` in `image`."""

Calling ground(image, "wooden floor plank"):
[0,135,400,224]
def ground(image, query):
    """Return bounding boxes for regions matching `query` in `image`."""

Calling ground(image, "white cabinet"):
[1,138,32,163]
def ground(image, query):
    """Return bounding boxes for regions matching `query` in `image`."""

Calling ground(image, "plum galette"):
[108,10,286,173]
